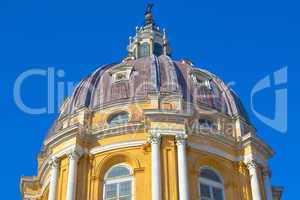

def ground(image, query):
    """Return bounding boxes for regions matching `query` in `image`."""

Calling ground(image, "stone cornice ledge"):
[44,123,81,146]
[90,122,144,137]
[90,140,146,155]
[241,132,274,159]
[189,142,239,162]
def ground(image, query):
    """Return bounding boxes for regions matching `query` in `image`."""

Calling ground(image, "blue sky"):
[0,0,297,199]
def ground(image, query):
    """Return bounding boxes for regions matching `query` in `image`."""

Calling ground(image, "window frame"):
[198,167,225,200]
[107,111,130,127]
[103,164,134,200]
[138,42,150,58]
[190,71,212,90]
[198,119,216,130]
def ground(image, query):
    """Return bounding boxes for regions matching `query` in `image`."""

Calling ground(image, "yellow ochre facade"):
[20,5,283,200]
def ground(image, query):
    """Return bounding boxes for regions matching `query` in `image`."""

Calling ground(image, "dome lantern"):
[127,4,171,59]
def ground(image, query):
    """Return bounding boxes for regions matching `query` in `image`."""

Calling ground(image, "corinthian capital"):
[148,134,161,144]
[246,160,257,170]
[175,134,187,146]
[68,150,80,161]
[49,157,59,168]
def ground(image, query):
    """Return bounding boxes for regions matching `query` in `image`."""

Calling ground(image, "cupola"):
[127,4,171,59]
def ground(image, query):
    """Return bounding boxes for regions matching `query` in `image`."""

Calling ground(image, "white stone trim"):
[176,134,189,200]
[90,140,146,155]
[189,143,238,161]
[39,144,86,187]
[103,164,134,200]
[23,178,50,199]
[190,142,267,167]
[150,128,185,136]
[149,134,162,200]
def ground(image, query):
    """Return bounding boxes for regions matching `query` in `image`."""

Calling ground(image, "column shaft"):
[48,158,59,200]
[66,152,79,200]
[247,161,262,200]
[149,135,162,200]
[176,135,189,200]
[263,170,273,200]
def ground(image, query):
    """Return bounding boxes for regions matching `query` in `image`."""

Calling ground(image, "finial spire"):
[145,3,154,25]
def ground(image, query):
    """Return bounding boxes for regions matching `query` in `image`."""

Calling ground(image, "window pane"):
[200,183,211,198]
[153,43,163,56]
[119,197,131,200]
[108,112,129,126]
[213,187,224,200]
[200,169,221,183]
[106,166,130,178]
[105,184,117,199]
[199,119,213,129]
[139,42,150,58]
[119,181,131,196]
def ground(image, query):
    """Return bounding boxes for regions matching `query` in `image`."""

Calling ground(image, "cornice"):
[90,122,144,137]
[90,140,146,155]
[189,142,240,162]
[240,132,274,159]
[44,123,80,146]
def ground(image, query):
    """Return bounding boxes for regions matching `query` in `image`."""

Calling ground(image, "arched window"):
[103,164,133,200]
[138,42,150,58]
[153,42,163,56]
[199,167,225,200]
[108,112,129,126]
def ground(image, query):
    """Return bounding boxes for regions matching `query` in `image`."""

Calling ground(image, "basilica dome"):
[21,5,282,200]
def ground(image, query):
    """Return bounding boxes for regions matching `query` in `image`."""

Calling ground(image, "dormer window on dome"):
[109,65,134,84]
[190,71,212,90]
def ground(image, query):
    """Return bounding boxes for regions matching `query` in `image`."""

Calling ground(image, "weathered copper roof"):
[59,55,249,120]
[45,55,251,142]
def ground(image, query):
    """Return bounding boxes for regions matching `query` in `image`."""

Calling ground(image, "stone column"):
[48,158,59,200]
[263,168,273,200]
[66,151,80,200]
[149,134,162,200]
[176,134,189,200]
[247,161,262,200]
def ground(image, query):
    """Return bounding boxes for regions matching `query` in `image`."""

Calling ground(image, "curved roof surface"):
[59,55,249,121]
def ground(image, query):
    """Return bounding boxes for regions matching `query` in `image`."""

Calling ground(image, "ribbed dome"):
[47,8,251,141]
[59,55,249,121]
